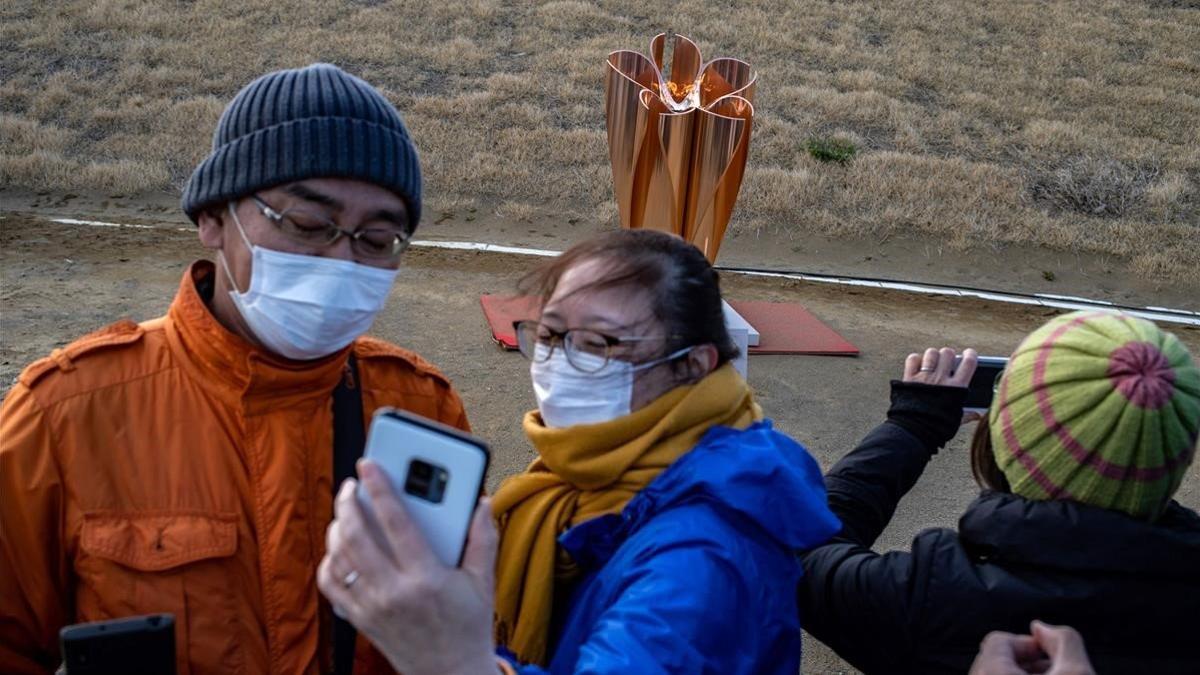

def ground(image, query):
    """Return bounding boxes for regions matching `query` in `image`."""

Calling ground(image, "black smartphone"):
[60,614,175,675]
[957,356,1009,413]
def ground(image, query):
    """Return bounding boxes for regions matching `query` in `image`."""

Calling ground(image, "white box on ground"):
[727,325,749,379]
[721,300,759,347]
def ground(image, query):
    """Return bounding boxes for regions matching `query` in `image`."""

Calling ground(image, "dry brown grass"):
[1,0,1198,281]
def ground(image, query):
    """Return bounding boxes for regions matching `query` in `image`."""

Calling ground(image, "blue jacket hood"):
[561,420,840,567]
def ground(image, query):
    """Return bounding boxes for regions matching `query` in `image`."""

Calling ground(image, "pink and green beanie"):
[989,310,1200,519]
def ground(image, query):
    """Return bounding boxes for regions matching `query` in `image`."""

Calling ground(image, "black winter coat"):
[798,382,1200,675]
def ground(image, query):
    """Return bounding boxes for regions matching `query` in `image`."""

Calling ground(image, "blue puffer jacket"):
[501,420,841,674]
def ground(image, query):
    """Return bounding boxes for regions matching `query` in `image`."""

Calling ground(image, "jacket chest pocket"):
[75,512,244,675]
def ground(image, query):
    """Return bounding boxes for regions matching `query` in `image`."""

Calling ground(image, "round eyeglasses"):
[513,320,672,373]
[251,195,411,263]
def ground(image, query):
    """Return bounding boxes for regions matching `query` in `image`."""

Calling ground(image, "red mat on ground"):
[480,295,541,350]
[479,295,858,356]
[730,300,859,355]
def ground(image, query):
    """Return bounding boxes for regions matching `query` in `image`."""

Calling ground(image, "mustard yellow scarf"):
[491,364,762,664]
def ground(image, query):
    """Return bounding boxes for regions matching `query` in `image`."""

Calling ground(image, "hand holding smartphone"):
[357,409,490,567]
[956,355,1008,414]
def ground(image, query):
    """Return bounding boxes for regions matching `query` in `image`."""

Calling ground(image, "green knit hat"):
[989,310,1200,519]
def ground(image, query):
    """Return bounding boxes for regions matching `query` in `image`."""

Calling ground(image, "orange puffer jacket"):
[0,261,470,675]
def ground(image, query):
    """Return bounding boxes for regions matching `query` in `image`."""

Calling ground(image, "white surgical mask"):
[530,343,693,428]
[218,203,399,360]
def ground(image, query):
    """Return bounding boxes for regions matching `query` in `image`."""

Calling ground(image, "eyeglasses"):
[513,320,671,373]
[250,195,412,262]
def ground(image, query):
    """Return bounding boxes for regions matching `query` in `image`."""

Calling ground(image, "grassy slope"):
[1,0,1198,281]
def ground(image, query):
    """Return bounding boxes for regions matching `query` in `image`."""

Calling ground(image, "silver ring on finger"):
[919,366,936,372]
[342,569,360,589]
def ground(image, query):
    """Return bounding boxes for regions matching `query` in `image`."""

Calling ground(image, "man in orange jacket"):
[0,63,468,674]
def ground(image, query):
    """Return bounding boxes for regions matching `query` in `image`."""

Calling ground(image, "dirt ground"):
[4,0,1200,283]
[4,187,1197,314]
[2,211,1199,673]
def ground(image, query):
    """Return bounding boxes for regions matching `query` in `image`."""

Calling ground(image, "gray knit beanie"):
[182,63,421,230]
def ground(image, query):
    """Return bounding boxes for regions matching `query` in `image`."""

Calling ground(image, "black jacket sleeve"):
[824,381,965,547]
[797,381,966,673]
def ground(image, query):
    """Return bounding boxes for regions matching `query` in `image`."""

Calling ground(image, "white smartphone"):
[956,355,1009,414]
[358,408,490,567]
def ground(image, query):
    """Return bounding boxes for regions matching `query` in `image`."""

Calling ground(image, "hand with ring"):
[903,346,977,387]
[902,345,979,420]
[902,346,981,423]
[317,460,499,675]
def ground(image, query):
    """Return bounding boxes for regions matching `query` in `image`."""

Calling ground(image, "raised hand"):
[903,347,978,387]
[318,460,499,675]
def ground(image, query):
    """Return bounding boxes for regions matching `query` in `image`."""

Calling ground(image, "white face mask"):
[218,203,399,361]
[530,342,694,428]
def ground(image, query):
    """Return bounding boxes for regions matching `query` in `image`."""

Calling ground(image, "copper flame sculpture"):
[605,33,756,262]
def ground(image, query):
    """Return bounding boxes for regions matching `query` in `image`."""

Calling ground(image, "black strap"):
[331,354,365,675]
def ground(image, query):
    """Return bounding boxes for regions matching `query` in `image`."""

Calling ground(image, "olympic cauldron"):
[604,33,756,263]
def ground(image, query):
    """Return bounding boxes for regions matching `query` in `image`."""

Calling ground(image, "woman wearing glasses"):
[319,229,841,674]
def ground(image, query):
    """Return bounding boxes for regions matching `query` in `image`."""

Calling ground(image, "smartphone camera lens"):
[411,461,431,480]
[405,459,448,504]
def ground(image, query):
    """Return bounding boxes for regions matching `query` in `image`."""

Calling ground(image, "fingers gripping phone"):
[957,355,1009,414]
[358,409,490,567]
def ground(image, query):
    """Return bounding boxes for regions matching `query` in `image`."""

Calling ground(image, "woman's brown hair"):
[518,229,740,367]
[970,416,1011,493]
